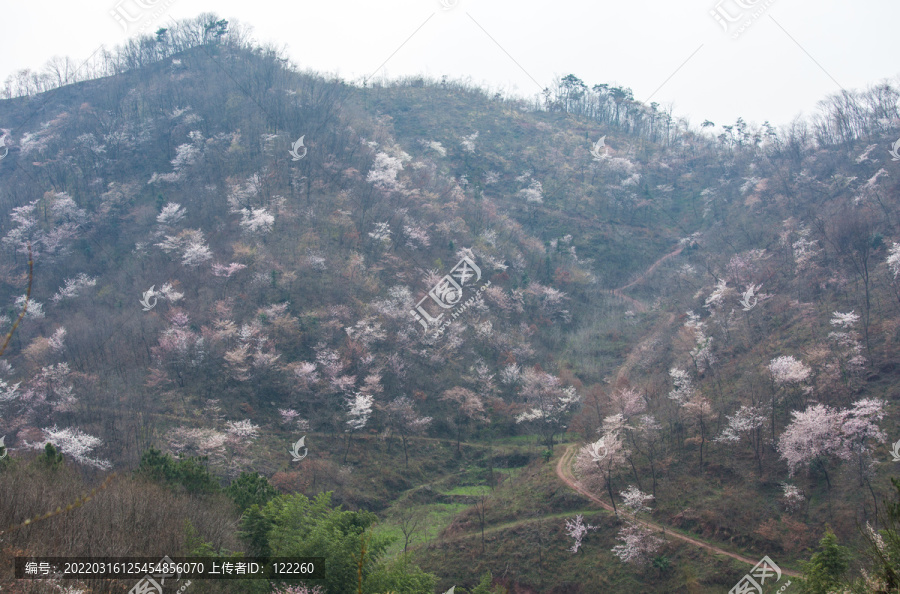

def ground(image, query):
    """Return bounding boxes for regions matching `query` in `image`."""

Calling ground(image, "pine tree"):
[800,527,849,593]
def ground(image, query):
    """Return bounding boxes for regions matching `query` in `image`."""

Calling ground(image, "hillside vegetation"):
[1,13,900,593]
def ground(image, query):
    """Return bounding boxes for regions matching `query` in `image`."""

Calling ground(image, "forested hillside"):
[1,13,900,594]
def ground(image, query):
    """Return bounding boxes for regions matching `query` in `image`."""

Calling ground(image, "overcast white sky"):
[2,0,897,131]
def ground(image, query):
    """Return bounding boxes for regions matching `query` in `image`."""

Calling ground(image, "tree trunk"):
[602,466,618,517]
[402,435,409,468]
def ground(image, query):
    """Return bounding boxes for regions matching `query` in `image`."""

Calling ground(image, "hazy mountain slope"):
[1,15,900,593]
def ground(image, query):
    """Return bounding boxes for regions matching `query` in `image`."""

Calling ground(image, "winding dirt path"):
[618,245,684,293]
[614,312,676,385]
[571,241,798,575]
[555,445,801,577]
[602,244,684,313]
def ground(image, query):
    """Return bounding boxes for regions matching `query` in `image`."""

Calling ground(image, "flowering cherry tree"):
[518,180,544,204]
[716,404,766,474]
[383,396,432,467]
[778,403,844,484]
[609,388,646,419]
[611,522,663,566]
[148,143,200,183]
[150,310,205,387]
[620,485,654,515]
[667,368,694,405]
[777,399,884,488]
[50,273,97,304]
[344,392,374,461]
[211,262,246,298]
[441,387,485,452]
[226,419,260,441]
[514,369,580,451]
[167,426,227,469]
[841,398,887,486]
[769,355,812,386]
[155,202,186,235]
[155,229,214,268]
[27,425,110,470]
[564,514,598,553]
[827,310,866,388]
[289,361,320,393]
[767,355,812,440]
[575,414,629,516]
[367,152,405,193]
[279,408,300,425]
[612,484,662,565]
[460,131,479,153]
[181,238,213,268]
[780,483,805,513]
[212,262,246,277]
[684,311,715,374]
[887,242,900,303]
[239,207,275,235]
[2,194,86,261]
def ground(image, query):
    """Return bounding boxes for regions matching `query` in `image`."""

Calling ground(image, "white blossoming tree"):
[828,310,866,389]
[155,202,186,236]
[767,355,812,440]
[574,414,629,516]
[367,152,405,192]
[514,369,580,451]
[28,425,110,470]
[887,242,900,304]
[383,396,432,467]
[441,387,486,453]
[780,483,805,513]
[239,207,275,235]
[620,485,654,516]
[715,404,767,474]
[155,229,213,268]
[564,514,598,553]
[777,399,884,489]
[50,273,97,304]
[611,522,663,566]
[344,392,373,462]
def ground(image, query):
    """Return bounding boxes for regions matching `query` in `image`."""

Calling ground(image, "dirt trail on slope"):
[602,244,684,313]
[561,240,801,576]
[617,245,684,293]
[601,244,684,381]
[555,446,801,577]
[614,312,676,385]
